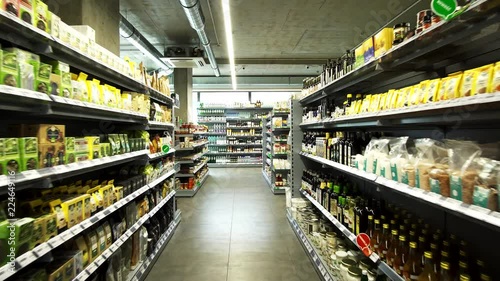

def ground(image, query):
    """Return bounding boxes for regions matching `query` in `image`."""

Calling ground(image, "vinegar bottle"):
[418,251,438,281]
[403,241,422,280]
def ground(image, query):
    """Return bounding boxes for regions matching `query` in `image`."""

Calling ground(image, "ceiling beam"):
[215,58,328,65]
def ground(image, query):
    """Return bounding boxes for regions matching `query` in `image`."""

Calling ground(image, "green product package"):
[5,48,40,91]
[35,63,52,94]
[430,178,441,194]
[2,138,20,175]
[473,185,490,208]
[19,0,34,25]
[34,0,48,32]
[450,175,462,201]
[49,61,72,98]
[1,51,19,87]
[65,137,75,164]
[19,137,38,171]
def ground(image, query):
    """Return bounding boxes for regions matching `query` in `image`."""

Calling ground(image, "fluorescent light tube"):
[222,0,237,90]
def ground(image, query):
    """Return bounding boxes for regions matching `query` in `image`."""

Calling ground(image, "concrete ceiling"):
[119,0,428,78]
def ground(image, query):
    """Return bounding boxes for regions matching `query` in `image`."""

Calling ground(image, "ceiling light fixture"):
[221,0,237,90]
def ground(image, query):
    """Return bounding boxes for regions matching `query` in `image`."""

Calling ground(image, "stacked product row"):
[1,0,171,96]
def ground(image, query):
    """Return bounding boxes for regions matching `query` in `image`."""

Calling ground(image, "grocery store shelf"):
[266,159,271,166]
[148,88,174,106]
[148,166,179,188]
[207,151,262,155]
[175,132,207,137]
[273,139,288,142]
[271,185,287,195]
[300,93,500,129]
[208,163,261,168]
[147,121,175,130]
[200,132,227,135]
[0,150,148,194]
[74,191,176,280]
[127,210,181,281]
[273,127,290,131]
[175,141,209,151]
[272,166,290,172]
[227,135,261,138]
[272,111,290,116]
[148,149,176,160]
[262,169,272,187]
[300,152,500,231]
[299,0,500,105]
[197,120,226,124]
[226,117,263,121]
[226,126,261,129]
[0,176,178,281]
[177,151,207,164]
[287,211,335,281]
[176,172,209,197]
[209,143,262,146]
[273,152,289,157]
[176,160,208,177]
[199,107,273,110]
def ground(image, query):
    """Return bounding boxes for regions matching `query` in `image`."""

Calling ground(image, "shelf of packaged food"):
[209,143,262,146]
[176,151,208,164]
[226,117,263,121]
[273,127,290,131]
[299,0,500,106]
[199,107,273,110]
[176,171,209,197]
[207,151,262,156]
[226,126,261,129]
[287,211,335,281]
[74,190,176,280]
[272,166,291,172]
[0,173,178,281]
[148,149,176,160]
[273,152,289,157]
[271,185,287,195]
[148,166,179,188]
[0,150,149,193]
[148,88,175,106]
[301,189,378,258]
[272,111,291,116]
[300,152,500,230]
[300,93,500,129]
[227,135,261,138]
[147,121,175,130]
[0,86,151,124]
[176,160,208,177]
[127,210,181,281]
[207,162,261,168]
[262,169,272,186]
[175,132,208,137]
[175,141,209,151]
[197,120,227,124]
[200,132,227,135]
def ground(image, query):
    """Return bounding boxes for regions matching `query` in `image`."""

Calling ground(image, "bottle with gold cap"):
[370,219,382,252]
[378,223,391,259]
[418,251,438,281]
[386,229,399,267]
[366,215,374,237]
[459,274,470,281]
[403,241,422,280]
[393,235,409,275]
[457,261,470,280]
[439,261,453,281]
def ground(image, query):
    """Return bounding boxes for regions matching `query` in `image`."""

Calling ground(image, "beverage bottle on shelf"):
[355,199,367,235]
[323,176,331,211]
[430,242,440,272]
[338,132,346,165]
[394,235,409,275]
[343,196,352,231]
[337,196,345,225]
[345,132,353,167]
[330,181,340,218]
[439,261,453,281]
[378,223,391,260]
[386,229,400,267]
[366,215,374,237]
[403,241,423,280]
[456,261,470,281]
[370,219,382,253]
[418,251,438,281]
[419,236,429,266]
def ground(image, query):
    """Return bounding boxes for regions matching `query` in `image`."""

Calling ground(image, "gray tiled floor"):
[146,168,321,281]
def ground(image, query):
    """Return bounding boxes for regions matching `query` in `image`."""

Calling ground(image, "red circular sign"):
[356,233,373,257]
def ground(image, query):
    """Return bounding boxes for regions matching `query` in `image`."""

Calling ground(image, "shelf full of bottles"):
[198,107,268,167]
[174,132,209,194]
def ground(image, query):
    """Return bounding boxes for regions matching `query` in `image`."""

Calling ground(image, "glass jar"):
[393,23,411,45]
[319,232,328,256]
[333,251,348,271]
[326,232,337,248]
[308,218,319,234]
[340,258,357,281]
[312,232,321,247]
[347,266,362,281]
[359,258,372,271]
[367,268,377,281]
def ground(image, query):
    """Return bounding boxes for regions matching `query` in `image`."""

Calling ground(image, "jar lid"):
[348,266,362,277]
[341,258,356,267]
[326,232,337,238]
[335,251,348,258]
[359,258,372,268]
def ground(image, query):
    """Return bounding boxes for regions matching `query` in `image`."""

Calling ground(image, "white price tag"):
[33,243,50,257]
[52,165,67,174]
[21,170,41,180]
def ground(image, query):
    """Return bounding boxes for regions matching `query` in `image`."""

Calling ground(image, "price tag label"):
[33,243,50,257]
[22,170,41,180]
[52,165,67,174]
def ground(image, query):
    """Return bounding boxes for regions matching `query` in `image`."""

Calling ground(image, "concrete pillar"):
[54,0,120,56]
[174,68,193,124]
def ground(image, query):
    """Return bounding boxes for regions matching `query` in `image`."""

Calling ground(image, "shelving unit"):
[199,106,270,167]
[175,132,209,196]
[262,109,291,195]
[0,10,180,280]
[288,2,500,279]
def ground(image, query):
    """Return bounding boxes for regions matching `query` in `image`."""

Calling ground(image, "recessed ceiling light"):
[222,0,237,90]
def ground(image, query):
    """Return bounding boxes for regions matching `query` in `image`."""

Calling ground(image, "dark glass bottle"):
[418,251,438,281]
[393,235,409,275]
[370,219,382,253]
[356,199,367,235]
[403,241,422,280]
[386,229,399,267]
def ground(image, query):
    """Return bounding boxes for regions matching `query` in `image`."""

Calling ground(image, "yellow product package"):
[436,77,450,101]
[444,73,463,100]
[369,94,380,112]
[425,78,441,103]
[86,79,101,104]
[409,85,421,106]
[459,69,476,97]
[416,81,429,104]
[491,62,500,93]
[378,93,387,111]
[396,87,410,108]
[471,64,494,95]
[384,90,394,110]
[360,95,371,113]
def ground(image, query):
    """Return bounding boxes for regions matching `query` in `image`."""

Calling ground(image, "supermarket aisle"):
[146,168,321,281]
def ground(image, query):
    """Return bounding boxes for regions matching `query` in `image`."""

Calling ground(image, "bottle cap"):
[424,251,432,259]
[383,224,389,229]
[409,242,417,248]
[347,94,353,98]
[440,261,450,270]
[391,230,398,235]
[399,235,406,242]
[374,219,380,224]
[460,274,470,281]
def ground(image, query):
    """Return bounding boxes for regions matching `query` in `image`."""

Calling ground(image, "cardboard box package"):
[363,37,375,62]
[34,0,48,32]
[19,0,34,25]
[25,124,65,144]
[48,12,60,38]
[1,50,19,87]
[19,137,38,171]
[85,136,100,159]
[35,63,51,94]
[3,0,19,17]
[374,28,393,58]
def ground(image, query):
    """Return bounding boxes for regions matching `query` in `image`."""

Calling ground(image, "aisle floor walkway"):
[146,168,321,281]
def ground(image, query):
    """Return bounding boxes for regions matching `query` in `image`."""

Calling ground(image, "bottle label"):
[355,216,360,235]
[473,185,490,207]
[347,147,352,167]
[390,163,398,181]
[450,175,462,200]
[410,275,419,280]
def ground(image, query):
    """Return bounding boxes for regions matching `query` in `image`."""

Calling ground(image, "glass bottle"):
[386,229,399,267]
[403,241,422,280]
[456,261,470,281]
[393,235,409,275]
[366,215,374,237]
[418,251,438,281]
[378,223,390,260]
[418,236,428,266]
[439,261,453,281]
[459,274,470,281]
[330,182,340,219]
[355,199,367,235]
[370,219,382,253]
